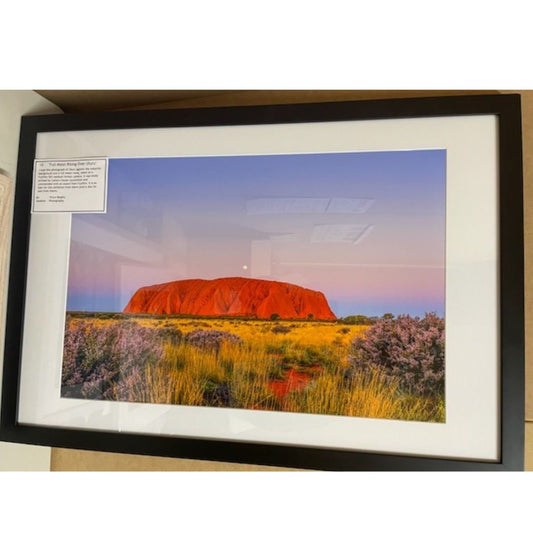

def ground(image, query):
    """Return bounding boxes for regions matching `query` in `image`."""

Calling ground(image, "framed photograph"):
[0,95,524,470]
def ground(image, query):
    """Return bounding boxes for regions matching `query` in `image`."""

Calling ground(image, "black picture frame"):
[0,94,524,470]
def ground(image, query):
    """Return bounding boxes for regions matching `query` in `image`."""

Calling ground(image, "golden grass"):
[72,315,366,349]
[284,369,444,422]
[147,342,282,410]
[142,316,366,348]
[67,314,444,423]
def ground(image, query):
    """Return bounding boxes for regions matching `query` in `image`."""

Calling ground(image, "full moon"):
[242,265,248,271]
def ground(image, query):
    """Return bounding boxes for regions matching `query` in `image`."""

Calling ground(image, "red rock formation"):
[124,277,337,320]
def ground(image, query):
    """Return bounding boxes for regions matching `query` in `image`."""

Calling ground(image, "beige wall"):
[0,90,62,471]
[2,90,530,470]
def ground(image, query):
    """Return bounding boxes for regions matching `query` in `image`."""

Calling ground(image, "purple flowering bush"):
[184,329,242,352]
[350,313,444,396]
[62,318,164,401]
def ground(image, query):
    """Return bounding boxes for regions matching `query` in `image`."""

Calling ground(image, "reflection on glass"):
[62,150,446,423]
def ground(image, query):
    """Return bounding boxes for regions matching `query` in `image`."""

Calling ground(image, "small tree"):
[270,313,280,321]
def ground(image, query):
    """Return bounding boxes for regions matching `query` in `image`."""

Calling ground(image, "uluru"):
[123,277,337,320]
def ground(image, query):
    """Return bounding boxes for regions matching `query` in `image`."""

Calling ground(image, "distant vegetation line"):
[65,311,391,324]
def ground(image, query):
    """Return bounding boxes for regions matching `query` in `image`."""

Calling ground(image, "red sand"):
[268,369,315,399]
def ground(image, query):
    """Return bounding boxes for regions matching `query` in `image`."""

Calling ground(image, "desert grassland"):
[129,315,366,347]
[64,314,445,423]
